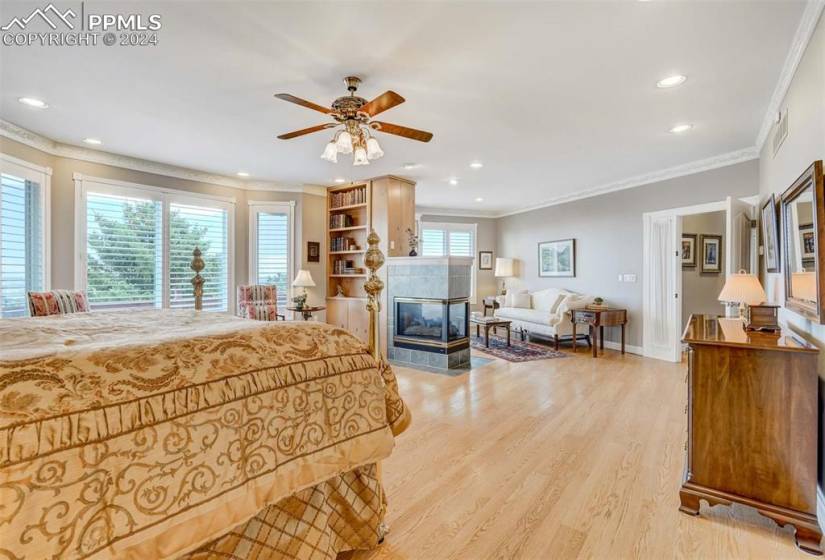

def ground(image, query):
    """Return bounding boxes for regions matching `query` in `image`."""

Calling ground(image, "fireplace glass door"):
[397,301,445,340]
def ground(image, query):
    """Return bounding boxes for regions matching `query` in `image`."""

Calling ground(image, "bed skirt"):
[183,463,385,559]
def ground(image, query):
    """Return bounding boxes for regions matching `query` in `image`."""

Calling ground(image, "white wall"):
[758,11,825,484]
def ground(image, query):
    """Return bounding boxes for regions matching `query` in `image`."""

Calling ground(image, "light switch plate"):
[618,274,624,282]
[390,241,395,250]
[623,274,637,283]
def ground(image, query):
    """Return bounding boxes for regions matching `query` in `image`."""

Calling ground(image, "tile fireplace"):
[394,297,469,354]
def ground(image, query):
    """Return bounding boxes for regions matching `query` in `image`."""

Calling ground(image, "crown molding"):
[0,119,319,194]
[416,206,498,219]
[496,146,759,218]
[755,0,825,151]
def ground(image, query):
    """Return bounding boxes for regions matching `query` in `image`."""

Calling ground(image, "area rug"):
[471,333,568,362]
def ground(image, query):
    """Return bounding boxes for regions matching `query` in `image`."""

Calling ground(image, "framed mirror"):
[781,161,824,322]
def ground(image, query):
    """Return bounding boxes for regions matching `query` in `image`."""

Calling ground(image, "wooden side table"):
[287,305,326,321]
[571,308,628,357]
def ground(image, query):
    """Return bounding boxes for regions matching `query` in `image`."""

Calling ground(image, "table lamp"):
[494,258,514,295]
[717,270,769,329]
[291,269,315,309]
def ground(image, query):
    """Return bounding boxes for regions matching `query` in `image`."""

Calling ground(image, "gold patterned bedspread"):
[0,310,410,560]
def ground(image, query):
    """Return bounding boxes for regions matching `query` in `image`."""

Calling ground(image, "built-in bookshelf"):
[327,183,370,300]
[325,176,416,348]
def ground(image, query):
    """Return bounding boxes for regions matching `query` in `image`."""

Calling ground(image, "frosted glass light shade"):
[792,271,817,301]
[292,269,316,288]
[366,137,384,160]
[353,146,370,166]
[495,258,514,277]
[336,131,353,154]
[321,141,338,162]
[717,272,766,305]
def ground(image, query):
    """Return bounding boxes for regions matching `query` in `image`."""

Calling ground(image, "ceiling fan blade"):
[372,121,433,142]
[274,93,332,114]
[277,123,335,140]
[360,91,405,117]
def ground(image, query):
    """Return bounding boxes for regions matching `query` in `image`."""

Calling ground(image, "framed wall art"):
[538,239,575,277]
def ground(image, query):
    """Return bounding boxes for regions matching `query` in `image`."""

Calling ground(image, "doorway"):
[642,197,757,362]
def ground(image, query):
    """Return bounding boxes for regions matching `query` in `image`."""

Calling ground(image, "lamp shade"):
[494,258,514,277]
[792,271,817,301]
[353,146,370,166]
[717,272,766,305]
[366,137,384,160]
[292,269,316,288]
[320,141,338,163]
[336,131,353,154]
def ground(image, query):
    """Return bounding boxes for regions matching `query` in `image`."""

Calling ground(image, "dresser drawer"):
[573,311,596,323]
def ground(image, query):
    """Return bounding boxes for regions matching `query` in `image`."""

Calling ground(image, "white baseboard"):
[602,340,643,356]
[818,485,825,534]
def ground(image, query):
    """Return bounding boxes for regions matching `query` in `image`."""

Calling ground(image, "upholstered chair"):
[27,290,90,317]
[237,284,285,321]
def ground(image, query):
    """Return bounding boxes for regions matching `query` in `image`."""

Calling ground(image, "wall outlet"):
[390,240,395,250]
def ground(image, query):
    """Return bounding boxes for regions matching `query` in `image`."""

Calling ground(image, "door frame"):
[642,200,727,362]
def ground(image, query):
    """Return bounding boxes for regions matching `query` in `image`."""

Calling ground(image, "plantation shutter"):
[0,174,44,317]
[448,230,473,257]
[85,192,163,309]
[169,202,229,311]
[421,228,446,256]
[256,211,289,309]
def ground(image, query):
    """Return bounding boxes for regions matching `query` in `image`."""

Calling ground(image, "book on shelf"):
[329,213,355,229]
[329,186,366,209]
[330,237,359,252]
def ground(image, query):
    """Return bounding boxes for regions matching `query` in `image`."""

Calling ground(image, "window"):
[76,175,234,312]
[249,202,294,310]
[420,221,478,302]
[0,155,50,317]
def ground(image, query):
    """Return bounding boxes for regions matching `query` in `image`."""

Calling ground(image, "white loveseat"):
[494,288,594,349]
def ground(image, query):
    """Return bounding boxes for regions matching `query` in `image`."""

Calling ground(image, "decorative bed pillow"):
[27,290,89,317]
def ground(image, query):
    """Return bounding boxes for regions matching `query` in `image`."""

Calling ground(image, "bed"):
[0,236,409,559]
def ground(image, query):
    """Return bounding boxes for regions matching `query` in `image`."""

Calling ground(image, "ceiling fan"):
[274,76,433,166]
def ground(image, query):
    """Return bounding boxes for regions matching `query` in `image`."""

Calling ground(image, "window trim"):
[0,153,52,293]
[248,200,296,303]
[74,173,235,312]
[420,221,478,303]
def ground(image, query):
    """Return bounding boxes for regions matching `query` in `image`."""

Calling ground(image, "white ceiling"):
[0,1,807,215]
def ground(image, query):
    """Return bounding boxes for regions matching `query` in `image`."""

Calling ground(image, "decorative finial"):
[191,247,205,311]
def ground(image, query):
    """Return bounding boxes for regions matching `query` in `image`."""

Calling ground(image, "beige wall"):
[495,160,759,348]
[681,211,727,326]
[419,214,498,311]
[0,137,326,308]
[757,12,825,484]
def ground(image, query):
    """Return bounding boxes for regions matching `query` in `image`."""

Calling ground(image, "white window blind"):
[420,221,477,302]
[421,228,446,256]
[170,202,229,311]
[255,211,290,309]
[1,173,44,317]
[77,176,233,312]
[85,192,162,309]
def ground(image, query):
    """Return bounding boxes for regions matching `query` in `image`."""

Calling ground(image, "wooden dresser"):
[681,315,821,554]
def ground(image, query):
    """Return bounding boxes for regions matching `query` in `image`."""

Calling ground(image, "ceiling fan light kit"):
[276,76,433,167]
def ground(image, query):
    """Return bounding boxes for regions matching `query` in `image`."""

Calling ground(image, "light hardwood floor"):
[349,347,812,559]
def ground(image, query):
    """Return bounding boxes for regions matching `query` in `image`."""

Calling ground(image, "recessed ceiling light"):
[475,197,484,202]
[19,97,48,109]
[402,163,420,170]
[657,75,687,88]
[669,123,693,134]
[448,178,458,186]
[236,171,250,177]
[470,161,483,169]
[83,138,103,145]
[334,178,346,184]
